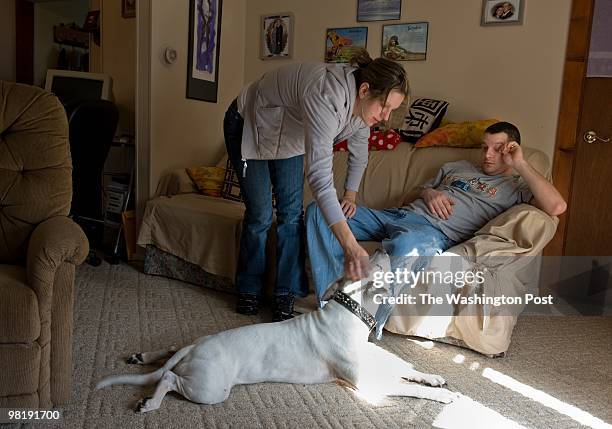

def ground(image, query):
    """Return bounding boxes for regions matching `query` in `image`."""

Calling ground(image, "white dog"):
[96,251,459,412]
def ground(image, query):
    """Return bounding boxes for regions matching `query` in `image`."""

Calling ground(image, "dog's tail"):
[95,345,194,390]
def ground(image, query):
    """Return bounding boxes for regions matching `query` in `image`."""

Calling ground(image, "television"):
[44,69,113,107]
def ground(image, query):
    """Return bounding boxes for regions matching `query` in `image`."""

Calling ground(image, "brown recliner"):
[0,81,89,408]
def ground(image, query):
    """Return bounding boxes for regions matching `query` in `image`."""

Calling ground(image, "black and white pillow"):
[400,98,449,143]
[220,159,244,202]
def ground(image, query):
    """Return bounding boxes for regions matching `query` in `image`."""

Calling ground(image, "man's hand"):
[340,189,358,219]
[422,188,455,220]
[500,141,525,167]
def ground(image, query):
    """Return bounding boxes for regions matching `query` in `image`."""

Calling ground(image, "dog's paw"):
[135,396,153,413]
[423,373,446,387]
[126,353,144,365]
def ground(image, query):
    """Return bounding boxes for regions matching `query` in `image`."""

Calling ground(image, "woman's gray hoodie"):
[237,62,370,227]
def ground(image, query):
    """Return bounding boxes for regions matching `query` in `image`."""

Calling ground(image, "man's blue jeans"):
[224,100,307,297]
[305,202,455,300]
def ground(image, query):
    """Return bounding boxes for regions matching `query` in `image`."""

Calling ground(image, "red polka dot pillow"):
[333,129,402,152]
[368,130,401,151]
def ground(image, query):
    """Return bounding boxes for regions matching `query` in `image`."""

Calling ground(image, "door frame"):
[545,0,596,256]
[135,0,151,233]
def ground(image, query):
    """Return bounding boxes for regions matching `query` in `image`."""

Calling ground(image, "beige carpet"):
[36,262,612,428]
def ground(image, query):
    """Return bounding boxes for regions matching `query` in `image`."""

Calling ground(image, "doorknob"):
[583,131,610,144]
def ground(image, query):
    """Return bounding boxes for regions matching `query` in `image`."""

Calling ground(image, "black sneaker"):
[236,293,259,315]
[272,294,295,322]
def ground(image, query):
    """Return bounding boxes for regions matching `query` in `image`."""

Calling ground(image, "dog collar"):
[332,290,376,331]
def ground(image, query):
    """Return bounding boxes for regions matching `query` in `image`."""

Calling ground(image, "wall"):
[101,0,136,134]
[33,0,89,87]
[244,0,572,159]
[148,0,247,195]
[0,0,16,82]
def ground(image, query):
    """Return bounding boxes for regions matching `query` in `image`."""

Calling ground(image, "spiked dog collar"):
[332,290,376,331]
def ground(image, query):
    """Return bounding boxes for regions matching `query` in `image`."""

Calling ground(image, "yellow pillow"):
[185,166,225,197]
[415,119,499,148]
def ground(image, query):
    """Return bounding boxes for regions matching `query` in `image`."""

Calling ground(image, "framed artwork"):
[260,13,293,60]
[325,27,368,63]
[481,0,525,26]
[357,0,401,22]
[187,0,222,102]
[121,0,136,18]
[381,22,428,61]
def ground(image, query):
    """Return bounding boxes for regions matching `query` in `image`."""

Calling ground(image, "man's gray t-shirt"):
[405,160,533,242]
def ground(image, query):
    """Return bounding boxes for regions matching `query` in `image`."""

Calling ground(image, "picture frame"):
[357,0,401,22]
[325,27,368,63]
[481,0,524,26]
[381,22,428,61]
[260,13,294,60]
[186,0,222,102]
[121,0,136,19]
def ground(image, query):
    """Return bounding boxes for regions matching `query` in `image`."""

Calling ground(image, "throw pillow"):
[400,98,449,143]
[185,166,225,197]
[368,129,401,151]
[221,159,244,202]
[415,119,500,148]
[333,129,402,152]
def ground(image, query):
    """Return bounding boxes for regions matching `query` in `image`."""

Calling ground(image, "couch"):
[138,142,557,355]
[0,81,89,408]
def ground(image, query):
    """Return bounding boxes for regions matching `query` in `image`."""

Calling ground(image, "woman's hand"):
[343,241,371,281]
[340,190,358,219]
[330,219,371,281]
[422,188,455,220]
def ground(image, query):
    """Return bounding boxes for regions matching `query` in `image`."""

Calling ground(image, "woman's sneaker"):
[236,293,259,315]
[272,294,295,322]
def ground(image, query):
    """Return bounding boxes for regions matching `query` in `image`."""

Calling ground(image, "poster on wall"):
[357,0,401,22]
[260,13,293,60]
[187,0,222,102]
[325,27,368,63]
[381,22,428,61]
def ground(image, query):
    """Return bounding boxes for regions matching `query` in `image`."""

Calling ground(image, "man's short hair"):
[485,121,521,144]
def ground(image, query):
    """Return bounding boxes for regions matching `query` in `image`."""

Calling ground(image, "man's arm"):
[503,143,567,216]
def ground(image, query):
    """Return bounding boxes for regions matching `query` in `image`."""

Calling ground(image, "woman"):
[223,49,408,321]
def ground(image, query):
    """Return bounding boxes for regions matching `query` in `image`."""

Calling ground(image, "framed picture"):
[357,0,401,22]
[325,27,368,63]
[381,22,428,61]
[121,0,136,19]
[481,0,524,26]
[260,13,293,60]
[186,0,222,102]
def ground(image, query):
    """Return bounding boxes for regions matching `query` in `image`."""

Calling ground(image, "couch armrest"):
[447,204,558,258]
[26,216,89,304]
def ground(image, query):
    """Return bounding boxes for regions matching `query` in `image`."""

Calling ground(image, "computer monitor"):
[44,69,112,107]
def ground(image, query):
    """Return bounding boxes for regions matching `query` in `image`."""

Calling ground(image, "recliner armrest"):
[447,204,558,258]
[26,216,89,302]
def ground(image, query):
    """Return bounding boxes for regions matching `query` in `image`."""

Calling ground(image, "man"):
[306,122,567,309]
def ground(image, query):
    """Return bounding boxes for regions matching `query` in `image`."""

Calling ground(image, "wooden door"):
[564,78,612,256]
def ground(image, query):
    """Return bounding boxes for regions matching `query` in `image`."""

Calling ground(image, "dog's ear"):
[367,249,391,280]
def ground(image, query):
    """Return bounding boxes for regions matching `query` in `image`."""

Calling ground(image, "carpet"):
[32,262,612,428]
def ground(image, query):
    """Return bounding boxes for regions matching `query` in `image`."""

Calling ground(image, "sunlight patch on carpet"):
[482,368,612,429]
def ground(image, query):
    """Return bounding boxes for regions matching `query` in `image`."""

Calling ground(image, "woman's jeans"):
[223,100,308,298]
